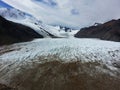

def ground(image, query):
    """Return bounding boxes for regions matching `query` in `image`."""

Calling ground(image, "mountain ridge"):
[0,16,43,46]
[75,19,120,42]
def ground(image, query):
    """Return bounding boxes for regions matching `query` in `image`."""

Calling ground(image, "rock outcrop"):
[0,16,43,46]
[75,19,120,42]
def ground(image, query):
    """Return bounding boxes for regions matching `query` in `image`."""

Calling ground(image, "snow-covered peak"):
[0,7,42,23]
[0,7,79,38]
[0,8,27,20]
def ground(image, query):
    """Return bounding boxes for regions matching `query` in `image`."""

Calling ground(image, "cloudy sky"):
[1,0,120,29]
[0,0,12,8]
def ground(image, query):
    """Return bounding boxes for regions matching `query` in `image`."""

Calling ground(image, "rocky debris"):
[0,84,16,90]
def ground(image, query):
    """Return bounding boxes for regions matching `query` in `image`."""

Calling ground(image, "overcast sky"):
[2,0,120,29]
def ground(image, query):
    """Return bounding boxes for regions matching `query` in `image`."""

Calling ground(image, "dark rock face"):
[0,16,43,46]
[75,19,120,42]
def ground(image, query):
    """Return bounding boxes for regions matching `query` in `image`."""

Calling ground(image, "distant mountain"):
[0,8,78,38]
[75,19,120,42]
[0,16,43,46]
[0,8,56,37]
[0,8,26,19]
[59,26,72,32]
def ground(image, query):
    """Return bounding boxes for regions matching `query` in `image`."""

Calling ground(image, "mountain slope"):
[0,8,78,38]
[75,19,120,42]
[0,8,26,19]
[0,16,43,46]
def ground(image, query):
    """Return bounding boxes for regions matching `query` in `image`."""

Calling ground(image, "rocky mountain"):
[59,26,72,32]
[0,1,120,90]
[0,8,78,38]
[75,19,120,42]
[0,16,43,46]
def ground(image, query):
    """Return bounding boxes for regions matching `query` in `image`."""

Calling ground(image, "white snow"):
[0,38,120,85]
[0,8,79,38]
[0,38,120,70]
[0,5,120,87]
[7,18,79,38]
[0,8,26,20]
